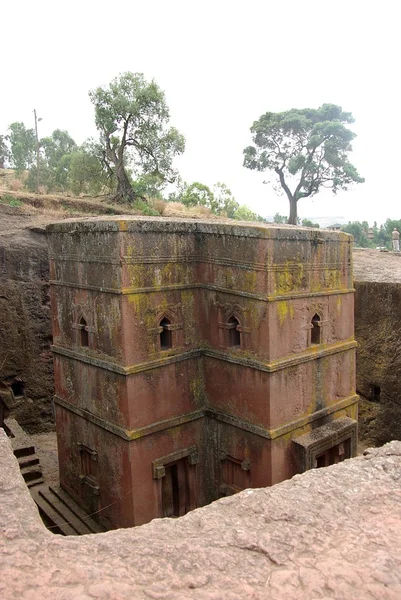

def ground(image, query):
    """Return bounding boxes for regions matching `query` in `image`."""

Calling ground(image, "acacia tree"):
[89,72,185,203]
[243,104,364,224]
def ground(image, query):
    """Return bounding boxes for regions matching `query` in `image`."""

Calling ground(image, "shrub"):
[8,178,24,191]
[132,198,159,216]
[0,193,23,207]
[151,199,166,215]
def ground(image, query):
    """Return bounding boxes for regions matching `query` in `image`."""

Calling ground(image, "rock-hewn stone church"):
[47,217,358,529]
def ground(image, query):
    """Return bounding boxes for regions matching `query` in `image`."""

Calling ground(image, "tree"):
[341,221,371,247]
[234,205,260,221]
[212,182,239,217]
[89,72,185,203]
[243,104,364,224]
[41,129,77,170]
[181,182,215,210]
[65,150,106,195]
[178,181,241,217]
[302,218,319,228]
[131,173,167,200]
[0,135,9,168]
[273,213,287,224]
[8,122,36,172]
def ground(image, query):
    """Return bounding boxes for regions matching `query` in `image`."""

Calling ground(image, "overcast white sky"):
[2,0,400,225]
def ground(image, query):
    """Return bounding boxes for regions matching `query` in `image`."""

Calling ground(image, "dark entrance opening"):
[227,316,241,347]
[11,380,24,398]
[160,317,172,350]
[162,459,189,517]
[371,385,381,402]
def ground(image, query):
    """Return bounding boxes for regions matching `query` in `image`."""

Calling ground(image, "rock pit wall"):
[0,208,54,432]
[1,428,401,599]
[355,280,401,444]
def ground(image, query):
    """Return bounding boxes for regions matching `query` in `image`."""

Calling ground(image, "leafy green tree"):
[131,173,166,200]
[26,159,54,192]
[341,221,371,247]
[377,219,401,249]
[25,130,78,192]
[302,218,320,228]
[212,182,239,217]
[234,205,265,222]
[273,213,287,224]
[373,224,389,248]
[243,104,364,224]
[89,72,185,203]
[8,122,36,172]
[65,150,107,195]
[0,135,9,168]
[41,129,77,170]
[181,182,215,210]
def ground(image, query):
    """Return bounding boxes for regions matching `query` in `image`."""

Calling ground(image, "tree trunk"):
[114,162,136,204]
[288,197,298,225]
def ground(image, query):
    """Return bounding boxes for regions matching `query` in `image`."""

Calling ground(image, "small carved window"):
[11,380,24,399]
[227,316,241,347]
[311,313,321,344]
[371,385,381,402]
[79,317,89,347]
[160,317,172,350]
[80,445,98,482]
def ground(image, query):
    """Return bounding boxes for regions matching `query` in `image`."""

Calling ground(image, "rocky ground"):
[353,248,401,282]
[2,429,401,599]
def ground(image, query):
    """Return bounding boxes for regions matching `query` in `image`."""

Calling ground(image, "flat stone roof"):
[353,248,401,283]
[46,216,351,243]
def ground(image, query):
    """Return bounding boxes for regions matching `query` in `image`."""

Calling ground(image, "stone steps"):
[4,417,44,488]
[21,463,44,487]
[31,485,106,536]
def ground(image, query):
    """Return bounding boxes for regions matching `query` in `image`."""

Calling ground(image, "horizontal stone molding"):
[51,345,202,375]
[53,396,205,441]
[49,252,350,275]
[53,393,358,443]
[207,394,358,440]
[52,339,356,377]
[49,279,355,302]
[204,340,357,373]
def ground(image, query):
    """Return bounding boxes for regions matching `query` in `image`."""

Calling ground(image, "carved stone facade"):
[47,217,358,529]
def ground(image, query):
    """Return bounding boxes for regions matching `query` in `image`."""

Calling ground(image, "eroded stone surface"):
[0,206,54,432]
[354,250,401,444]
[1,429,401,599]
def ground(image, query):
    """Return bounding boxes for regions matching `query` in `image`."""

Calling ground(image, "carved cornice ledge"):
[53,393,358,442]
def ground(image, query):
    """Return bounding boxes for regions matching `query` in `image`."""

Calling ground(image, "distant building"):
[327,223,343,231]
[47,218,358,530]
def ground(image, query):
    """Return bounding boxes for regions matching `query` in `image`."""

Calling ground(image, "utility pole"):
[33,109,41,193]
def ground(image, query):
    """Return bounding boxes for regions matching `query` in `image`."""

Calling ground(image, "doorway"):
[162,458,189,517]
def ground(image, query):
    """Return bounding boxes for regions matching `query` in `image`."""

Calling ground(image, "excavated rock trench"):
[0,210,400,482]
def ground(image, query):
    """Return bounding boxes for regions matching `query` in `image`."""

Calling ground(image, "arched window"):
[311,313,321,344]
[79,316,89,347]
[227,316,241,347]
[160,317,172,350]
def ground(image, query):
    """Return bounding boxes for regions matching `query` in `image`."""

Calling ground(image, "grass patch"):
[0,193,23,207]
